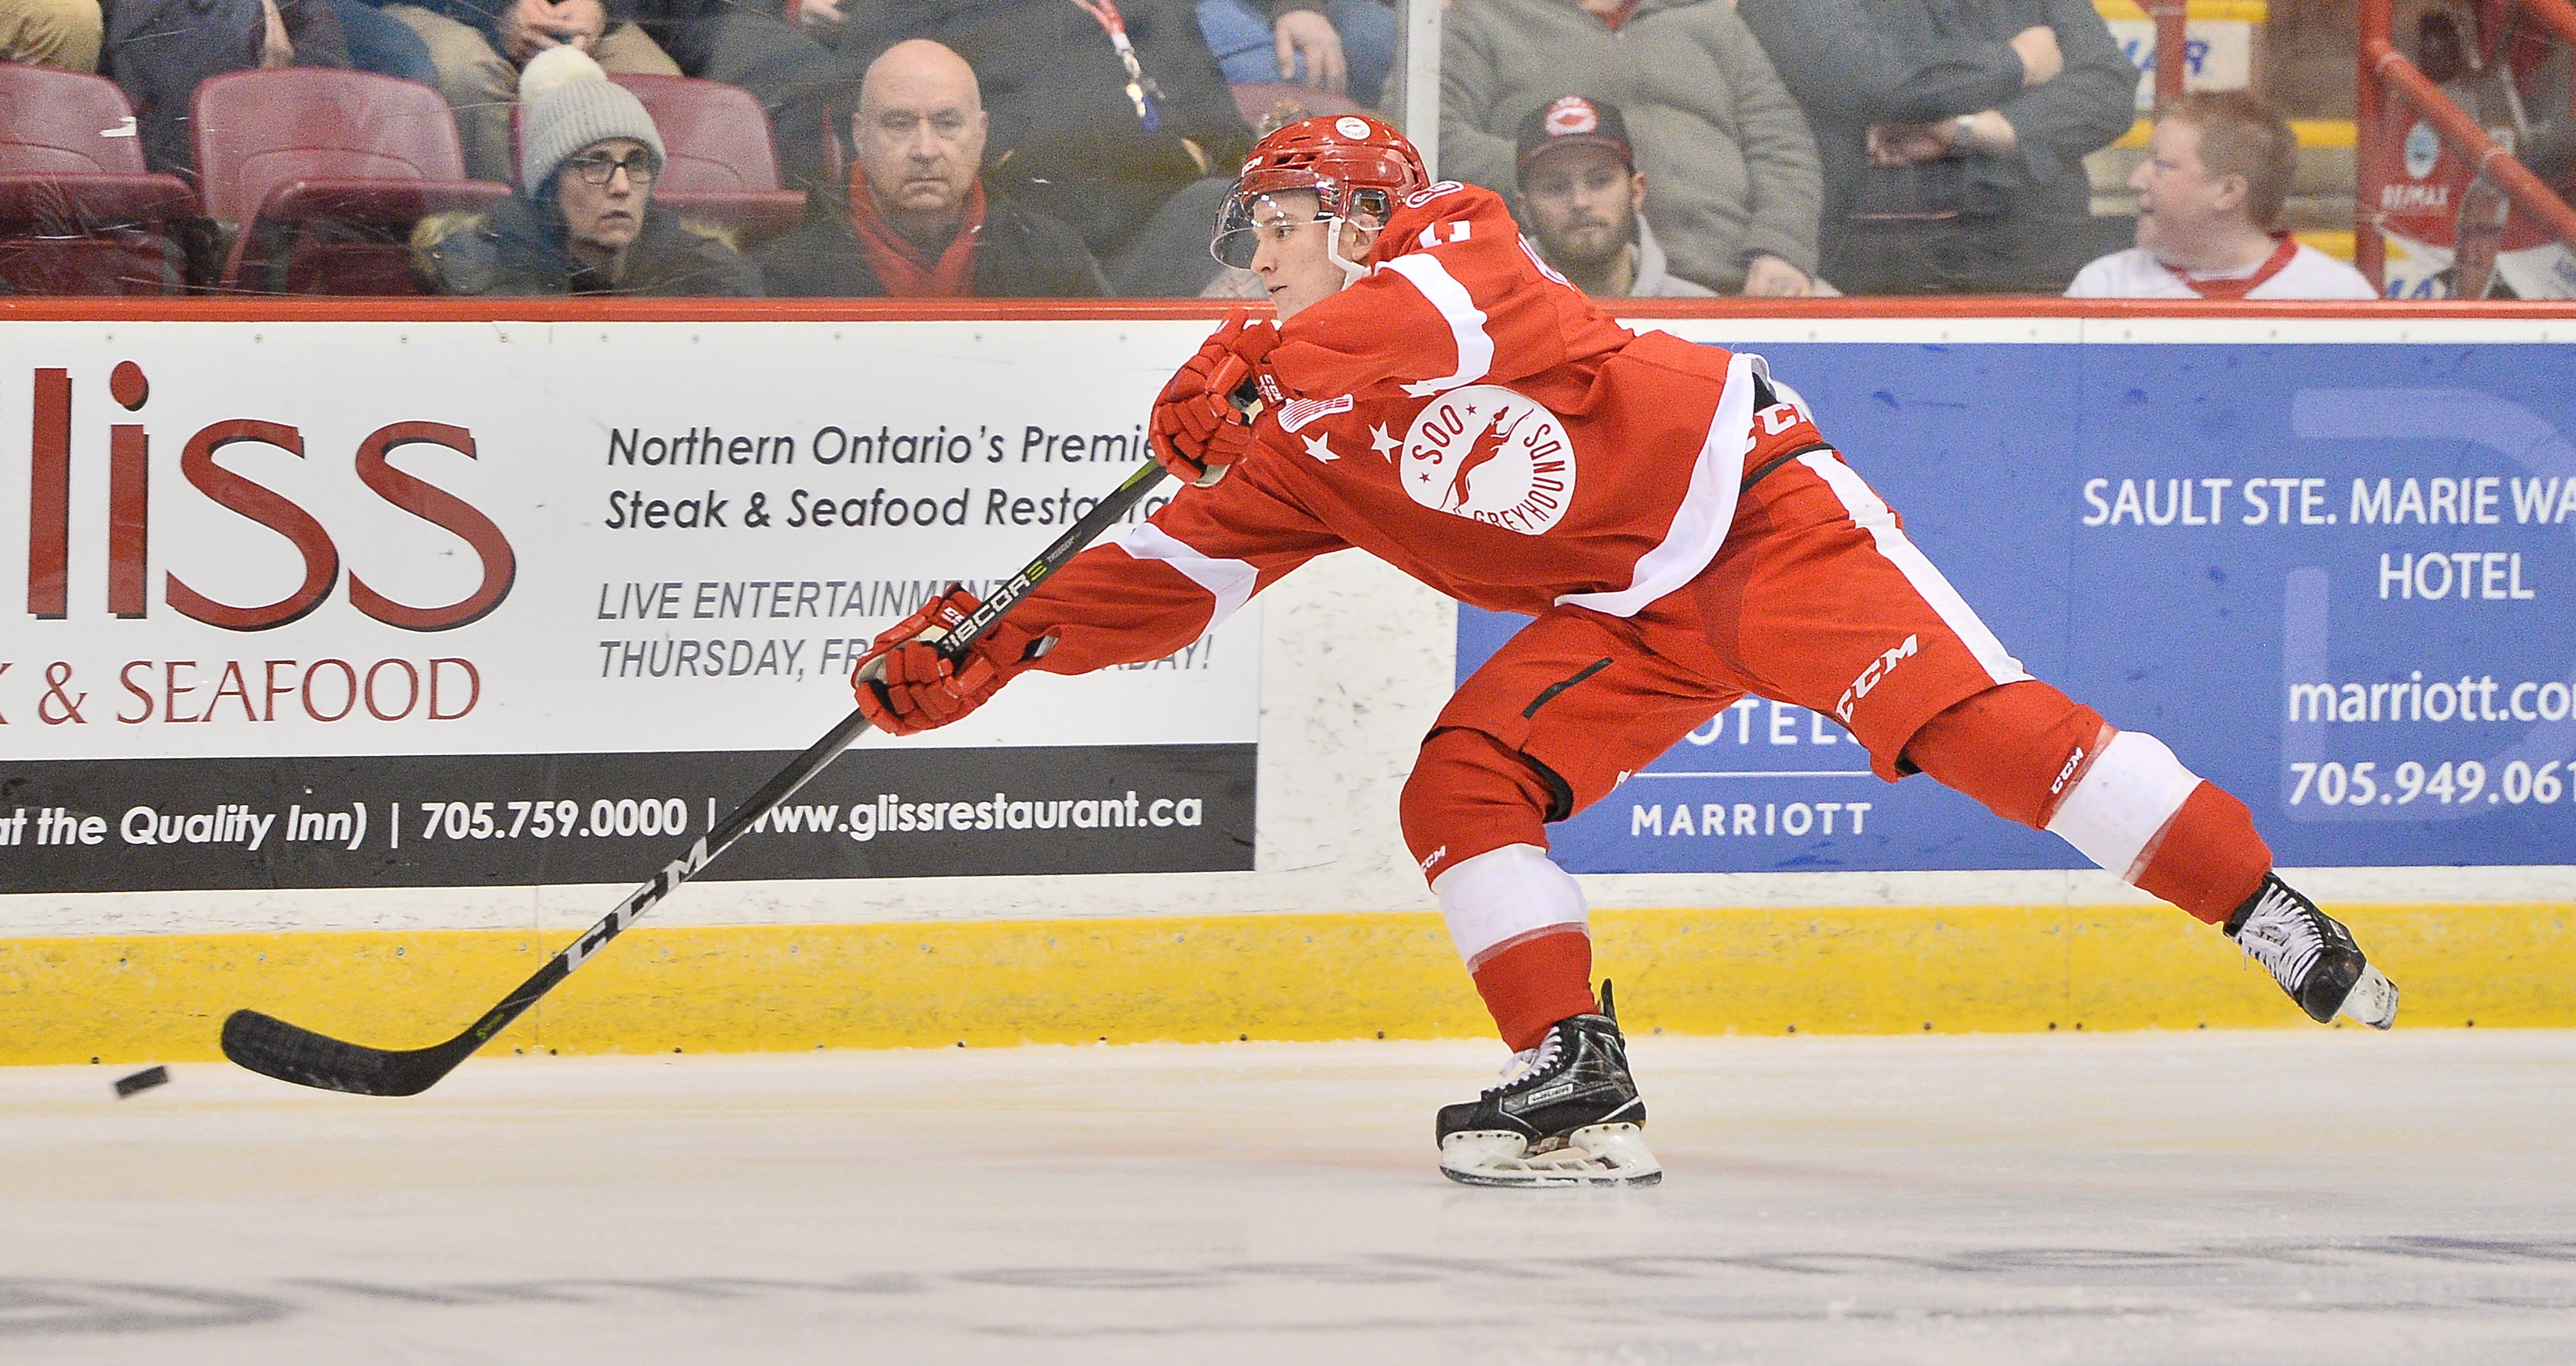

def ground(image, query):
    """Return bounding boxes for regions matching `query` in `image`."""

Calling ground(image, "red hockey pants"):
[1403,398,2271,1048]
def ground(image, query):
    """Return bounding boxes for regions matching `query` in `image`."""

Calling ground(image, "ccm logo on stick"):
[22,362,517,632]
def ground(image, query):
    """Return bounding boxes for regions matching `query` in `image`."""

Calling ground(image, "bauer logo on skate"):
[1400,387,1575,535]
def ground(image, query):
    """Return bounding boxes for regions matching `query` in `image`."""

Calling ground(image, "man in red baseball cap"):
[1514,95,1717,298]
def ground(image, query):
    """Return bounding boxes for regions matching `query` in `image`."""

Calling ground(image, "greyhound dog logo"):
[1398,386,1576,535]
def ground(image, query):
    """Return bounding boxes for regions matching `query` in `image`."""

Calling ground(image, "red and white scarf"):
[845,178,986,298]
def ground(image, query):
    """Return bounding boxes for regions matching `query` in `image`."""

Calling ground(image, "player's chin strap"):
[1327,215,1378,288]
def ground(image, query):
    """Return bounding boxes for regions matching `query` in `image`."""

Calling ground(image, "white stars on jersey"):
[1369,423,1400,461]
[1303,432,1341,463]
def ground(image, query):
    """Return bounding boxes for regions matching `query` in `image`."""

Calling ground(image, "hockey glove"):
[1149,312,1276,487]
[852,586,1043,736]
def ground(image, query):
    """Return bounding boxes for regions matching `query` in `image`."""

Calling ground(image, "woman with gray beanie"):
[412,47,760,296]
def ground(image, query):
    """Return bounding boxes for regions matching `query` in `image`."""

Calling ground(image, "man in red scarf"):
[757,38,1108,298]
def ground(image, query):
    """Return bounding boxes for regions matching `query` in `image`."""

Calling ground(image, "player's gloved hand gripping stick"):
[1149,312,1276,487]
[220,454,1190,1096]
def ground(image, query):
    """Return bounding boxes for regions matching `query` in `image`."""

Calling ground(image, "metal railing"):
[2355,0,2576,288]
[2152,0,2189,106]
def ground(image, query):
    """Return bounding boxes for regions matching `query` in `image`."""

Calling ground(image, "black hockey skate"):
[2225,873,2399,1029]
[1436,982,1660,1188]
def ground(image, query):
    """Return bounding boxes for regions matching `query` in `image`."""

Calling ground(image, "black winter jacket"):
[754,177,1107,298]
[1736,0,2134,235]
[411,195,764,296]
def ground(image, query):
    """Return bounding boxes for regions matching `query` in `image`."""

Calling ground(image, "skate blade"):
[2340,964,2398,1029]
[1438,1123,1662,1188]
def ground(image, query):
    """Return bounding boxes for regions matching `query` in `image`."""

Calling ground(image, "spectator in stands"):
[105,0,354,175]
[1515,97,1712,298]
[1196,0,1392,106]
[327,1,443,86]
[1,0,100,69]
[103,0,259,171]
[619,0,842,191]
[834,0,1254,295]
[1735,0,2135,293]
[2067,91,2374,299]
[1431,0,1820,295]
[757,38,1103,295]
[269,0,355,67]
[412,47,759,294]
[379,0,681,184]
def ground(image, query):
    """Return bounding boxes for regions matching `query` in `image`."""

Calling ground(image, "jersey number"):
[1416,221,1472,249]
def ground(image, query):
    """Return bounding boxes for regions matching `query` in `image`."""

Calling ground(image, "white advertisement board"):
[0,319,1260,893]
[2105,17,2253,109]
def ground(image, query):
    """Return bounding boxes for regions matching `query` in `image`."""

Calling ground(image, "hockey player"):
[850,115,2401,1188]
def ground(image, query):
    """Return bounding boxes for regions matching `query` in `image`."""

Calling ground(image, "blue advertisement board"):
[1458,342,2576,873]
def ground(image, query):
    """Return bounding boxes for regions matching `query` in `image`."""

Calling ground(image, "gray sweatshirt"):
[1427,0,1822,293]
[1522,216,1720,297]
[1629,217,1719,297]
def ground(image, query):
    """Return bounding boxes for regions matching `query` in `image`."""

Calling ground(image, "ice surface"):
[5,1030,2574,1364]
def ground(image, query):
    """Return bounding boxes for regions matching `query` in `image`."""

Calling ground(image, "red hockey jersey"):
[1012,182,1766,677]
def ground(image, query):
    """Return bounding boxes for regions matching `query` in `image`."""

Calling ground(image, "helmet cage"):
[1209,124,1426,270]
[1212,178,1398,270]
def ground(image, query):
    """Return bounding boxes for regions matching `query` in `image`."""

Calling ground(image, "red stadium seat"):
[820,110,845,185]
[607,75,806,248]
[1229,83,1371,133]
[0,65,196,295]
[192,69,510,295]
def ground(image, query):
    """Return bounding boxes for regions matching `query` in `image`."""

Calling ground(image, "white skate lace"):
[1487,1032,1564,1095]
[2234,881,2324,991]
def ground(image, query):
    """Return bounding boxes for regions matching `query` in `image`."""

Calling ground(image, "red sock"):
[1470,929,1598,1050]
[2132,782,2272,923]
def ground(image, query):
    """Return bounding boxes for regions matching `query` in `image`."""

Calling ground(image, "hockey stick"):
[222,457,1177,1096]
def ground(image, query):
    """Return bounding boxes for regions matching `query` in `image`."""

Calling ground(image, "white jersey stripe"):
[1801,451,2030,688]
[1114,523,1259,629]
[1382,254,1495,399]
[1555,349,1765,619]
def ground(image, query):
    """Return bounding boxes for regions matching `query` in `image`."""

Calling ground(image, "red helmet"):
[1212,114,1431,270]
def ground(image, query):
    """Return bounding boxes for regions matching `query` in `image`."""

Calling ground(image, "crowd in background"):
[0,0,2549,298]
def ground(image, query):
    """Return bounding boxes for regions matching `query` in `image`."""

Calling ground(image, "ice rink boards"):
[6,1029,2574,1364]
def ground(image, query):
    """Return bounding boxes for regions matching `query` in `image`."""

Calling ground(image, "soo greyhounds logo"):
[1398,387,1575,535]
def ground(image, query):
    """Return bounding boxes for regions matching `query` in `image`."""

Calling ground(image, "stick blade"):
[221,1009,463,1097]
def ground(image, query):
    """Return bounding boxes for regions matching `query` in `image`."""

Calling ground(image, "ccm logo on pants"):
[1837,634,1919,722]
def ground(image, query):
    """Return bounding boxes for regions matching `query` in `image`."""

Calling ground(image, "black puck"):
[114,1065,169,1099]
